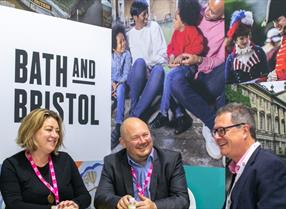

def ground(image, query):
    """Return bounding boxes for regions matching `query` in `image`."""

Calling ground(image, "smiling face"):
[134,9,149,29]
[34,117,60,155]
[114,32,126,54]
[120,118,153,164]
[213,112,253,162]
[204,0,224,21]
[235,35,250,49]
[274,16,286,33]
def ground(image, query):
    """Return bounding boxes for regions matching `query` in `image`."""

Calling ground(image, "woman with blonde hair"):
[0,108,91,209]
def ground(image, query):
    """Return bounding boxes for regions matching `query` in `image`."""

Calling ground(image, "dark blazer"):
[0,151,91,209]
[94,147,189,209]
[228,147,286,209]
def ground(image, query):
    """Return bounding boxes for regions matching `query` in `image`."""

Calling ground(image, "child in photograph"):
[126,0,167,120]
[111,24,132,149]
[225,10,269,84]
[170,0,225,160]
[167,0,203,67]
[150,0,204,135]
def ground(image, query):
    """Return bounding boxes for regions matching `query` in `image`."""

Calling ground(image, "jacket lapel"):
[120,151,134,196]
[150,149,159,200]
[230,147,260,209]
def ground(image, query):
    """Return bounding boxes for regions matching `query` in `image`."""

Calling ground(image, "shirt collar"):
[127,148,154,167]
[228,142,261,174]
[234,42,253,55]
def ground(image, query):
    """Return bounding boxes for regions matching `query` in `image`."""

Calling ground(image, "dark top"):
[0,151,91,209]
[94,146,189,209]
[226,147,286,209]
[225,45,269,84]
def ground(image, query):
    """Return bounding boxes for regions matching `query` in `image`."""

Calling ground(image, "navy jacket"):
[227,147,286,209]
[225,45,269,84]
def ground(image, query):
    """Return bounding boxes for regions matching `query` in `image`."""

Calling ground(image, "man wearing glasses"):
[213,103,286,209]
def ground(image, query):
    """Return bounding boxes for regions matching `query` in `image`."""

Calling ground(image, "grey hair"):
[216,103,256,139]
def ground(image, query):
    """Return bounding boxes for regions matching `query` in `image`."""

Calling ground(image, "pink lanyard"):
[26,151,59,204]
[131,163,153,196]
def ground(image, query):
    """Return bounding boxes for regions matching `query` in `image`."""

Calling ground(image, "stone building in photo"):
[228,83,286,157]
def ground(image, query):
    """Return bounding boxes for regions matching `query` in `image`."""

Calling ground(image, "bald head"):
[120,117,149,140]
[120,117,153,164]
[210,0,224,12]
[205,0,224,21]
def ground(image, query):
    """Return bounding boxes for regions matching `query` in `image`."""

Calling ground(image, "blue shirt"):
[127,148,154,201]
[111,50,132,83]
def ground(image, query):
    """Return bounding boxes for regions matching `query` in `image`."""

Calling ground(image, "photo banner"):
[0,5,111,162]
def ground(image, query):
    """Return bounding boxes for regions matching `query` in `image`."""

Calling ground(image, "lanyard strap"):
[26,151,59,204]
[131,163,153,196]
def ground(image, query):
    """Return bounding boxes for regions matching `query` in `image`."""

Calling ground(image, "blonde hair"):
[16,108,64,153]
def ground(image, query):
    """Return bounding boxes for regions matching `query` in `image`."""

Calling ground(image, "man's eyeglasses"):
[212,123,246,137]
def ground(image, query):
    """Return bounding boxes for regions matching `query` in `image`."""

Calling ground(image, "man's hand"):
[181,53,201,66]
[136,193,157,209]
[117,194,133,209]
[57,200,79,209]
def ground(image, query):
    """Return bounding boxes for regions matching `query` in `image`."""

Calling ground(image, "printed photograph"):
[0,0,112,27]
[226,81,286,158]
[225,0,286,84]
[110,0,225,167]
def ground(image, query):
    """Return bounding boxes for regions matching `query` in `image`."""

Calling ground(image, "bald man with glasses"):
[213,103,286,209]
